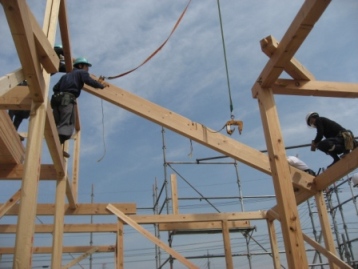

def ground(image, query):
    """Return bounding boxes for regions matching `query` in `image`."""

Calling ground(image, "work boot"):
[63,151,70,158]
[327,153,340,168]
[18,134,25,141]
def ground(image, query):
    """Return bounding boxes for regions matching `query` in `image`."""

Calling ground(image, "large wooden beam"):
[0,164,57,180]
[252,0,330,94]
[0,85,32,110]
[0,203,136,216]
[272,79,358,98]
[1,0,46,102]
[260,35,315,81]
[257,86,308,268]
[158,220,251,232]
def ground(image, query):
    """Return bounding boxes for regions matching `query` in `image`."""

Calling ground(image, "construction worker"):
[51,57,108,158]
[306,112,356,167]
[287,156,316,176]
[53,44,67,73]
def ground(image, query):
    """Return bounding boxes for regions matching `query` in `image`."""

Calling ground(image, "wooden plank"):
[267,220,281,269]
[51,167,67,268]
[272,79,358,98]
[302,233,352,269]
[170,174,178,214]
[0,189,21,219]
[260,35,315,81]
[1,0,46,102]
[252,0,330,93]
[0,223,124,234]
[71,132,81,203]
[222,220,234,269]
[116,221,124,269]
[61,247,98,269]
[0,110,25,164]
[44,103,66,178]
[315,192,339,269]
[58,0,73,73]
[107,204,200,269]
[0,68,24,97]
[256,86,308,268]
[0,85,32,110]
[0,245,113,254]
[158,220,251,231]
[0,203,136,216]
[65,175,76,209]
[0,164,57,180]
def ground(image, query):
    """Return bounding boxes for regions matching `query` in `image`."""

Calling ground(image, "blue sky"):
[1,0,358,268]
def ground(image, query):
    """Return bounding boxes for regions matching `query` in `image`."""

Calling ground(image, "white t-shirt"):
[287,156,309,171]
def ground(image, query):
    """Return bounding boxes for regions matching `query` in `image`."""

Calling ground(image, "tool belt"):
[339,130,357,150]
[51,92,76,108]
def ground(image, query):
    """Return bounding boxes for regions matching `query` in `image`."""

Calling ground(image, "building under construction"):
[1,0,358,268]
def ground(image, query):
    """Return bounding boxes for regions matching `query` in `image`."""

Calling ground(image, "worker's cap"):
[306,112,319,127]
[73,57,92,67]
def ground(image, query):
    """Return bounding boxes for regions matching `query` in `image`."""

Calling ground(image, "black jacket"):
[53,68,104,98]
[313,117,346,144]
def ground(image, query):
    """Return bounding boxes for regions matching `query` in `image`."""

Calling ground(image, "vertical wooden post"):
[267,219,281,269]
[170,174,178,214]
[116,220,124,269]
[72,131,81,204]
[51,141,68,268]
[257,87,308,268]
[222,220,234,269]
[315,191,339,269]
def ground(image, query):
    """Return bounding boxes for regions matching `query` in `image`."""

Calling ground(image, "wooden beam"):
[266,220,281,269]
[256,86,308,268]
[272,79,358,98]
[52,162,68,268]
[260,35,315,81]
[0,85,32,110]
[61,247,98,269]
[71,132,81,203]
[302,233,352,269]
[65,175,76,209]
[0,164,57,180]
[0,203,136,216]
[0,245,113,254]
[0,189,21,219]
[0,68,24,96]
[170,174,178,214]
[44,102,66,178]
[0,110,25,164]
[252,0,330,94]
[107,204,200,269]
[1,0,46,102]
[116,220,124,269]
[0,223,127,234]
[83,76,317,192]
[158,220,251,231]
[315,191,339,269]
[222,220,234,269]
[58,0,73,73]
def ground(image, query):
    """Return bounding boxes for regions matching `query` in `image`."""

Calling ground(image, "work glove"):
[310,141,316,151]
[101,81,109,88]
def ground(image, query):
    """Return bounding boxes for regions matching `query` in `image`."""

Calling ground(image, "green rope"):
[216,0,234,115]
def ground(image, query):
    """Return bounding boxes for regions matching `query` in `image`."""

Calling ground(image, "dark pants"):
[317,137,345,162]
[53,103,76,144]
[8,110,30,130]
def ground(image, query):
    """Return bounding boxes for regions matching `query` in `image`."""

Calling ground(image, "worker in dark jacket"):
[51,57,108,158]
[306,112,356,167]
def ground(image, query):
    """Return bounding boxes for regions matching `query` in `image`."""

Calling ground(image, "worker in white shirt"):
[287,156,316,176]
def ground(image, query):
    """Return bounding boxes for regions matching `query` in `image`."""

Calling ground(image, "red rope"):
[106,0,192,80]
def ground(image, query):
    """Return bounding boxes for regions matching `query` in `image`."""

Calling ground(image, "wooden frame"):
[1,0,357,268]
